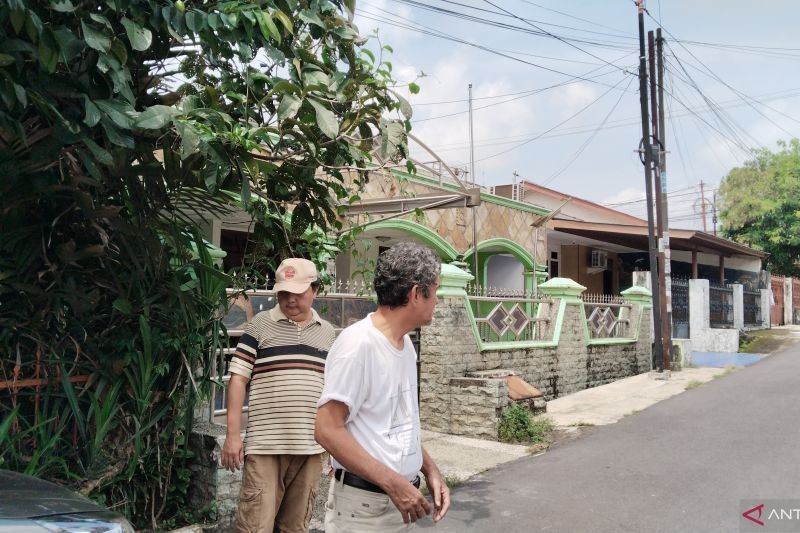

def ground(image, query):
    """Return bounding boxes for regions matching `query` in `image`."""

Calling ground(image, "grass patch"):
[625,409,641,417]
[714,365,738,378]
[444,475,462,489]
[497,404,554,444]
[420,475,462,496]
[739,328,796,354]
[685,379,704,390]
[571,421,595,427]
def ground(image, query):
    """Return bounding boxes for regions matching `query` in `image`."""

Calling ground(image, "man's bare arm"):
[421,447,451,522]
[315,400,431,523]
[221,373,248,471]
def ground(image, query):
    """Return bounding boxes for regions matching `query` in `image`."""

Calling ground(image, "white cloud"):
[405,54,539,183]
[549,83,600,121]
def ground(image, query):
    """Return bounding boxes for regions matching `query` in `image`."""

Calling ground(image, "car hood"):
[0,470,102,519]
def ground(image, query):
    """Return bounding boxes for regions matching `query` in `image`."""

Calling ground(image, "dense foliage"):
[0,0,410,528]
[718,140,800,276]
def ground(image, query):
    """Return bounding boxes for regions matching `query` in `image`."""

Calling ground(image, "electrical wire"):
[675,54,800,129]
[386,0,638,50]
[412,57,636,124]
[474,73,636,163]
[660,70,754,157]
[355,7,637,88]
[518,0,633,36]
[540,75,636,186]
[602,185,699,206]
[665,67,696,186]
[481,0,632,74]
[422,86,800,153]
[417,0,638,40]
[647,9,798,144]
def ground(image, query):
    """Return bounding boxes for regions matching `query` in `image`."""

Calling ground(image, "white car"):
[0,470,134,532]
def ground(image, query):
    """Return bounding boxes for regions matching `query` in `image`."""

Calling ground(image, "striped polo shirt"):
[229,305,336,455]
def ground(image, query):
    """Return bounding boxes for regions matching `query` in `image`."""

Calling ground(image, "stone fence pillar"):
[620,285,655,369]
[732,284,744,331]
[689,279,710,332]
[538,277,586,303]
[418,263,480,434]
[760,288,770,328]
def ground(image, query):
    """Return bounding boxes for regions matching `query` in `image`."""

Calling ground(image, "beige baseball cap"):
[273,258,318,294]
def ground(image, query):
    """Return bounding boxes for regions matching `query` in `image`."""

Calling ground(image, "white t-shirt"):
[318,314,422,480]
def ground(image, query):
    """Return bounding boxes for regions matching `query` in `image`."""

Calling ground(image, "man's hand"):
[423,467,451,523]
[385,474,432,524]
[221,433,244,472]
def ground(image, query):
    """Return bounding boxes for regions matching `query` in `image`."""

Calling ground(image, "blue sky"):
[353,0,800,230]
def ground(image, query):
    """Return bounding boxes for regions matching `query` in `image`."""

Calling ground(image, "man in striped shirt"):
[222,258,336,533]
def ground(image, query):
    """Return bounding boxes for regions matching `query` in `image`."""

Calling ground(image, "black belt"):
[334,469,420,494]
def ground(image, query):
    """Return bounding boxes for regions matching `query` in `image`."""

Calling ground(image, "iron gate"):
[671,277,690,338]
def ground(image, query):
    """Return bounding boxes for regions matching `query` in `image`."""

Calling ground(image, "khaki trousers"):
[234,453,324,533]
[323,476,415,533]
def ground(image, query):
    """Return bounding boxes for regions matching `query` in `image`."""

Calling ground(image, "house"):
[331,166,552,295]
[491,180,768,294]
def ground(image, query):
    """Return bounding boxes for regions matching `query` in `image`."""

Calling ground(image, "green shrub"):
[497,404,554,443]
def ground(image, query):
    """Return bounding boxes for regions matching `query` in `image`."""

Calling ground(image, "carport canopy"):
[548,219,767,259]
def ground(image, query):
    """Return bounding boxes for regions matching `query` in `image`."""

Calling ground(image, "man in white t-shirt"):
[315,242,450,532]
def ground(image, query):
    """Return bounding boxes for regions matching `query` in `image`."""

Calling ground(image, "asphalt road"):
[421,342,800,533]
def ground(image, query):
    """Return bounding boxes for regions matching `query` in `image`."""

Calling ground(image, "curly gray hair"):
[373,242,441,308]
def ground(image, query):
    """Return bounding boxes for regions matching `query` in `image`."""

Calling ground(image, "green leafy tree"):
[0,0,410,528]
[718,140,800,276]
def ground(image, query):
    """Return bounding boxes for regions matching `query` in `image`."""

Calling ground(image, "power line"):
[664,55,759,152]
[412,79,604,106]
[666,44,796,142]
[602,185,699,206]
[355,8,637,88]
[660,69,754,157]
[665,67,696,185]
[540,75,636,186]
[420,86,800,152]
[676,55,800,130]
[474,73,635,163]
[481,0,632,74]
[412,58,635,124]
[422,0,637,40]
[386,0,638,50]
[518,0,633,36]
[647,10,797,144]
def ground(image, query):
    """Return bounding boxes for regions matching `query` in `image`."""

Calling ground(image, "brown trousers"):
[234,453,324,533]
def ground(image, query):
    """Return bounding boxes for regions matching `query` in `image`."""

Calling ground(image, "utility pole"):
[655,27,673,370]
[636,0,664,371]
[700,180,708,232]
[712,190,718,236]
[468,83,475,187]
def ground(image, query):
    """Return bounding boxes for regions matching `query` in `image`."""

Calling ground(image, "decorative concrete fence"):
[672,279,770,358]
[419,265,653,440]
